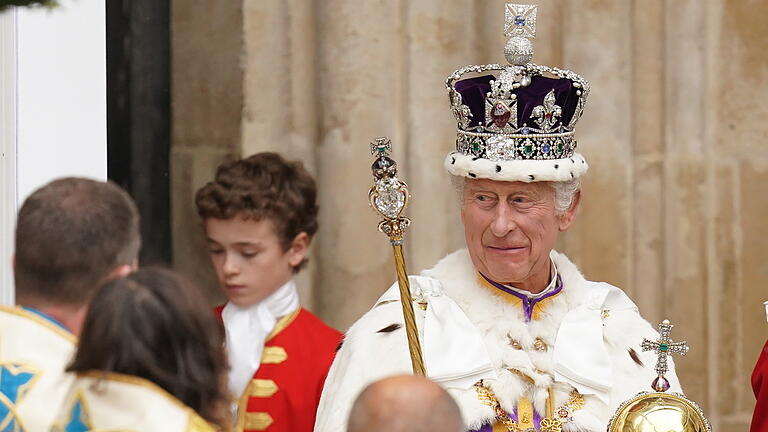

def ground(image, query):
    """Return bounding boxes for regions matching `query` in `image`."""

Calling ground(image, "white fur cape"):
[315,249,681,431]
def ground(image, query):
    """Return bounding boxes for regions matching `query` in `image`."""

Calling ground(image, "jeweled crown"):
[444,3,590,182]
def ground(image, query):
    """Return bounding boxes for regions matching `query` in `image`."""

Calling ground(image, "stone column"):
[313,0,405,329]
[171,0,243,303]
[239,0,319,306]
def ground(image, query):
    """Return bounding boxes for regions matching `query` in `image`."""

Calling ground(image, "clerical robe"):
[0,306,75,432]
[215,306,341,432]
[51,371,216,432]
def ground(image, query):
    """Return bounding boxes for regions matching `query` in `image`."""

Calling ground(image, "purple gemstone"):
[652,376,670,392]
[521,127,531,134]
[514,15,526,26]
[542,144,551,154]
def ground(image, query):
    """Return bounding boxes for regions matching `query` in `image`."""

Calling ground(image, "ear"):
[108,264,134,280]
[557,189,581,232]
[286,232,310,267]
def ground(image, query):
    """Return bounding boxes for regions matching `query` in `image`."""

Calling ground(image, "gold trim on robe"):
[261,346,288,364]
[244,412,274,431]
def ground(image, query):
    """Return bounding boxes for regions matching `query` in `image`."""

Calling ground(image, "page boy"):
[195,152,341,432]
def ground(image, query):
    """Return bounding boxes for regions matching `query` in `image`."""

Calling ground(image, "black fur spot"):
[451,157,456,164]
[336,338,345,352]
[582,160,585,164]
[495,165,501,173]
[570,158,575,163]
[628,348,644,367]
[528,175,535,181]
[554,164,559,169]
[377,323,402,333]
[570,172,574,178]
[468,172,477,178]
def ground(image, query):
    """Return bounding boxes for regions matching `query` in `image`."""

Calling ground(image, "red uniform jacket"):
[215,306,342,432]
[752,339,768,432]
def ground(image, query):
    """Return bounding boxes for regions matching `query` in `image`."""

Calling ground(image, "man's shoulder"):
[0,306,76,347]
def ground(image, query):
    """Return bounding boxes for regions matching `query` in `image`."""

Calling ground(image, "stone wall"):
[171,1,767,429]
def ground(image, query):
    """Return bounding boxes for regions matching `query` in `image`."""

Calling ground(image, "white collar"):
[222,280,299,400]
[500,258,559,300]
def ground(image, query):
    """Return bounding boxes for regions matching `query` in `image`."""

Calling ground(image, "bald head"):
[347,375,463,432]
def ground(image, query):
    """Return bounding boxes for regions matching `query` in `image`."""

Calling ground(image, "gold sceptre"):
[367,136,426,376]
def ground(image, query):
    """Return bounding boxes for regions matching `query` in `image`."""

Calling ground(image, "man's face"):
[460,178,578,293]
[205,217,307,308]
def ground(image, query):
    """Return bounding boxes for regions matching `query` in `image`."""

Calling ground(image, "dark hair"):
[195,152,318,271]
[67,267,230,428]
[14,177,141,307]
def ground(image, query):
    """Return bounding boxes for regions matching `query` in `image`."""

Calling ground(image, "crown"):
[444,3,591,182]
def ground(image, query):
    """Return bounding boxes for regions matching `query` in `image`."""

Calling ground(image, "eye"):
[510,195,535,208]
[208,248,224,256]
[474,194,496,202]
[241,250,259,258]
[470,193,497,209]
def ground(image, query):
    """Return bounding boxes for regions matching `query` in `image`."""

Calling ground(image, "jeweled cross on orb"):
[641,319,689,392]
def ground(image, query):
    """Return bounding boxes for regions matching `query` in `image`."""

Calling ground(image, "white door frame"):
[0,1,107,307]
[0,9,17,306]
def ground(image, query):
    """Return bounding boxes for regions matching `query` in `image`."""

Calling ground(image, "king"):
[315,4,684,432]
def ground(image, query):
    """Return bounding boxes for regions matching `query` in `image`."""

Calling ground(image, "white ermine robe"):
[315,249,681,431]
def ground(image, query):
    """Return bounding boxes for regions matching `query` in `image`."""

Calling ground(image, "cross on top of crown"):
[504,3,537,39]
[641,319,689,385]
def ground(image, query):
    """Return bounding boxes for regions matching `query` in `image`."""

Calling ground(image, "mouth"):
[487,245,528,255]
[224,284,246,291]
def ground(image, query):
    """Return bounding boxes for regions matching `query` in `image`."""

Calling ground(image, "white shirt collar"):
[500,258,559,300]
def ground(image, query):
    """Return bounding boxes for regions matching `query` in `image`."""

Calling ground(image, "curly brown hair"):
[195,152,319,271]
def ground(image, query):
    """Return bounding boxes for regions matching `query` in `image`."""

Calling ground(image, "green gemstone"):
[376,145,387,153]
[523,144,533,156]
[659,343,669,352]
[557,143,565,154]
[472,142,481,152]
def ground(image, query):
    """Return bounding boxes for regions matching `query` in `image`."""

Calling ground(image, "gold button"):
[533,338,548,352]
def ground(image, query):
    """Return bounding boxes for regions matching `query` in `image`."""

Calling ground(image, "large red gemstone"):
[491,103,511,128]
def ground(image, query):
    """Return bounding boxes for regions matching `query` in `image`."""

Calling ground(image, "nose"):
[222,253,240,276]
[489,202,517,237]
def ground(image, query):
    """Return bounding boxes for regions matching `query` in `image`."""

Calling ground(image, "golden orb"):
[607,391,711,432]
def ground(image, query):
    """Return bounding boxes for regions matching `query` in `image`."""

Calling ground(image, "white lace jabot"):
[221,280,299,398]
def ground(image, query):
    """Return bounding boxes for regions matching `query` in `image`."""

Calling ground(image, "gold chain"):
[474,383,585,432]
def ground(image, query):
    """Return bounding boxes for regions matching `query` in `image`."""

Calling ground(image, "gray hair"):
[451,175,580,214]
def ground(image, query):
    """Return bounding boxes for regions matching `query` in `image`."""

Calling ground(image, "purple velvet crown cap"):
[454,74,581,130]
